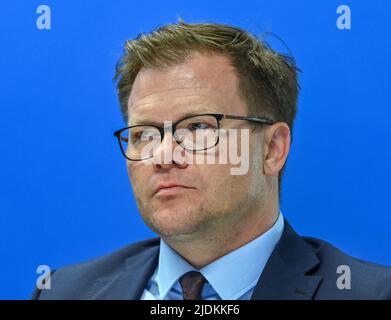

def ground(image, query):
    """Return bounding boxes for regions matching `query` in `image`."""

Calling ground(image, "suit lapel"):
[87,219,322,300]
[88,239,160,300]
[251,220,322,300]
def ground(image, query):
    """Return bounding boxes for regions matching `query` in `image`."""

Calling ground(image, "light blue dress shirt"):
[140,210,284,300]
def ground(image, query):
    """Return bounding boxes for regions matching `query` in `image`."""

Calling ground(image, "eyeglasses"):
[113,113,276,161]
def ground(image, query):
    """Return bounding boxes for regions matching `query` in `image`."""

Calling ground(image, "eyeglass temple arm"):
[113,130,129,142]
[223,114,276,125]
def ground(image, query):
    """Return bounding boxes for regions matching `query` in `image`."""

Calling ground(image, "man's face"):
[126,53,269,241]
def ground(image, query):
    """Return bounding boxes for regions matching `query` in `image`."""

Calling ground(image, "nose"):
[152,130,188,168]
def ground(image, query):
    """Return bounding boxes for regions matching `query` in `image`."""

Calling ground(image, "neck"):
[162,202,279,269]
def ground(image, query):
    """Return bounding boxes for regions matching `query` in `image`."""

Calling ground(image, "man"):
[33,21,391,300]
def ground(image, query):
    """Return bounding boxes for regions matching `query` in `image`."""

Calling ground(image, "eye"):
[187,122,212,131]
[130,128,159,144]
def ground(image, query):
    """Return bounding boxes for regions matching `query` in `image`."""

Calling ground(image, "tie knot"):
[179,271,208,300]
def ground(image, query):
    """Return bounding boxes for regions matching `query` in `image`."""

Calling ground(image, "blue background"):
[1,0,390,299]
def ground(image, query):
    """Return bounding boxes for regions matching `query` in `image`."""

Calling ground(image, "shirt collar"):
[156,210,284,300]
[156,239,195,299]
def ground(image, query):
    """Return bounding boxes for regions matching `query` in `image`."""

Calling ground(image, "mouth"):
[153,184,195,197]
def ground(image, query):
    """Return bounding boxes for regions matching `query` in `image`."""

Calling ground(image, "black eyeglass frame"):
[113,113,277,161]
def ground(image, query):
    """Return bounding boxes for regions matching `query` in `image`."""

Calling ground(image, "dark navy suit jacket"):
[32,220,391,300]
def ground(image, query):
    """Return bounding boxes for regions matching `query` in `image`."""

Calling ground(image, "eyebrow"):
[128,106,219,126]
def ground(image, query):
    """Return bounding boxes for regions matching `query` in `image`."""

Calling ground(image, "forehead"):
[127,53,246,124]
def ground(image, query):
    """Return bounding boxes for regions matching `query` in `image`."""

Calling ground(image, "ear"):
[263,123,291,176]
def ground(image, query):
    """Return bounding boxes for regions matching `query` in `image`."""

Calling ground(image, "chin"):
[154,218,202,239]
[142,205,206,236]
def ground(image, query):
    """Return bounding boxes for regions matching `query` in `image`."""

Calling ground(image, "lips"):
[153,183,194,196]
